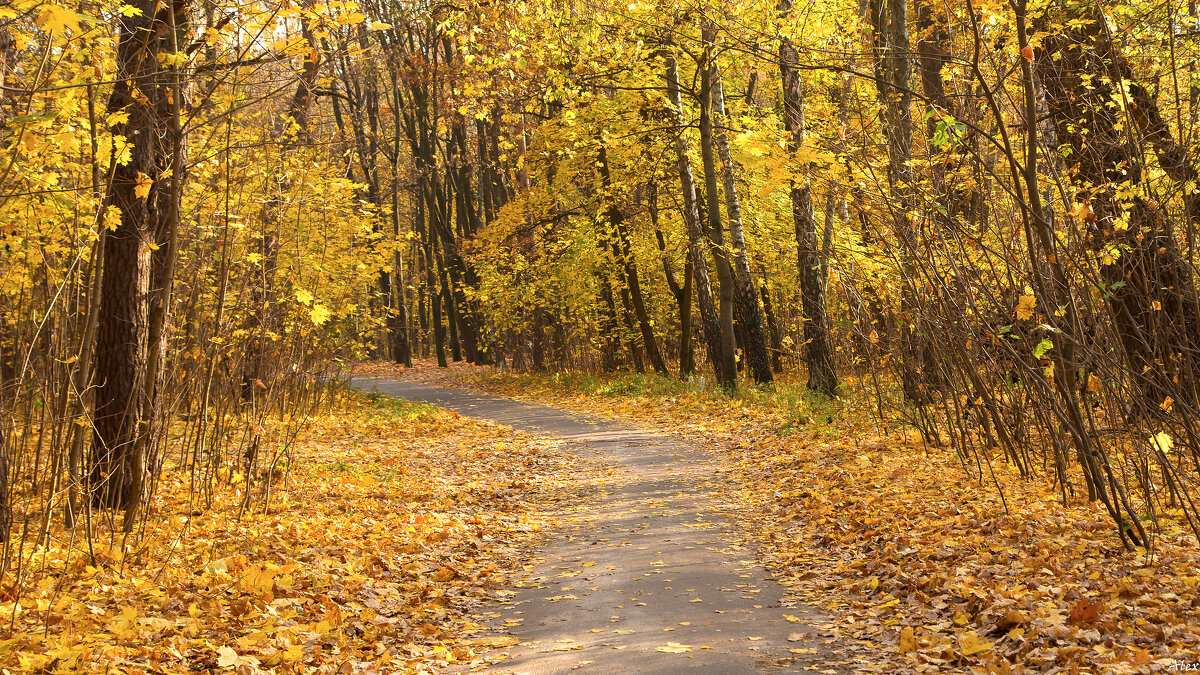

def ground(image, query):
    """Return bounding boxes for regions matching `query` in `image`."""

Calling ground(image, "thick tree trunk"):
[92,0,188,512]
[779,0,839,395]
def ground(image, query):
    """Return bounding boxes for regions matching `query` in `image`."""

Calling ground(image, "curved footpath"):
[353,377,860,674]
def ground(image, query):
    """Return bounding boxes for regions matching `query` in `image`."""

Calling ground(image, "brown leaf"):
[996,610,1026,631]
[1069,598,1103,626]
[431,565,458,582]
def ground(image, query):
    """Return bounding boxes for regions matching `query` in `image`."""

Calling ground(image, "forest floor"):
[5,386,597,673]
[16,360,1200,674]
[356,359,1200,675]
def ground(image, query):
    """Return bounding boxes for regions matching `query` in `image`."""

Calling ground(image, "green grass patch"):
[478,367,862,439]
[362,388,443,421]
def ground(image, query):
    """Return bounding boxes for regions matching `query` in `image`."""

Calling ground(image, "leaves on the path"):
[468,370,1200,674]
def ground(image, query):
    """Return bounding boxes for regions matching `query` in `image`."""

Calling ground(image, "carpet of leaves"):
[3,392,589,673]
[466,370,1200,674]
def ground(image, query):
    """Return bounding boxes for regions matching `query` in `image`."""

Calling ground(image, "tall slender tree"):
[778,0,838,395]
[710,66,772,385]
[92,0,190,517]
[664,49,725,386]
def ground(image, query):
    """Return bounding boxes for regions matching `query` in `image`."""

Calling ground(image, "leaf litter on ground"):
[6,388,601,673]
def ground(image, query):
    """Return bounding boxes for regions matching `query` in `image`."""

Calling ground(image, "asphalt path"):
[353,377,855,674]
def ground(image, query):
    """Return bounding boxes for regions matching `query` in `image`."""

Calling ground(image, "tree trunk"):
[866,0,931,402]
[653,191,694,377]
[759,283,784,373]
[710,66,773,385]
[779,0,839,395]
[696,28,738,390]
[664,52,724,387]
[427,232,447,368]
[92,0,185,512]
[598,144,668,375]
[242,5,320,408]
[1036,2,1200,411]
[598,267,620,372]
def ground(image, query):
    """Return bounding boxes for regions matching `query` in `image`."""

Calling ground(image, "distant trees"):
[3,0,1200,565]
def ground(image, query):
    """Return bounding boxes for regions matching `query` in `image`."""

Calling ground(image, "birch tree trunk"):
[710,71,773,385]
[665,51,725,387]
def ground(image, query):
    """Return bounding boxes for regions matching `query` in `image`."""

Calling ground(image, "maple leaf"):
[36,4,84,33]
[898,626,917,653]
[1068,598,1103,627]
[1015,294,1036,321]
[309,303,331,325]
[134,172,153,201]
[958,631,993,656]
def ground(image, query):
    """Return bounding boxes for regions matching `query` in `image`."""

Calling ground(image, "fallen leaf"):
[958,631,993,656]
[655,642,692,653]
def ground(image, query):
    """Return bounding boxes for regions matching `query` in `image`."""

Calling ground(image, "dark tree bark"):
[92,0,189,513]
[619,289,646,373]
[759,283,784,373]
[652,189,694,376]
[696,27,738,390]
[779,0,839,395]
[1036,2,1200,410]
[598,143,668,375]
[597,263,621,372]
[866,0,935,402]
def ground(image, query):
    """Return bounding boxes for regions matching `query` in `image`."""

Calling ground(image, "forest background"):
[1,0,1200,670]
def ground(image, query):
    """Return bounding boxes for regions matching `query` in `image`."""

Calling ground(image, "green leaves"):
[1033,337,1054,359]
[931,115,965,149]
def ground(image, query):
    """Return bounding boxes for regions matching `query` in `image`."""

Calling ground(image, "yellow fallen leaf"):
[655,642,692,653]
[898,626,917,653]
[431,565,458,582]
[959,631,993,656]
[216,646,239,668]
